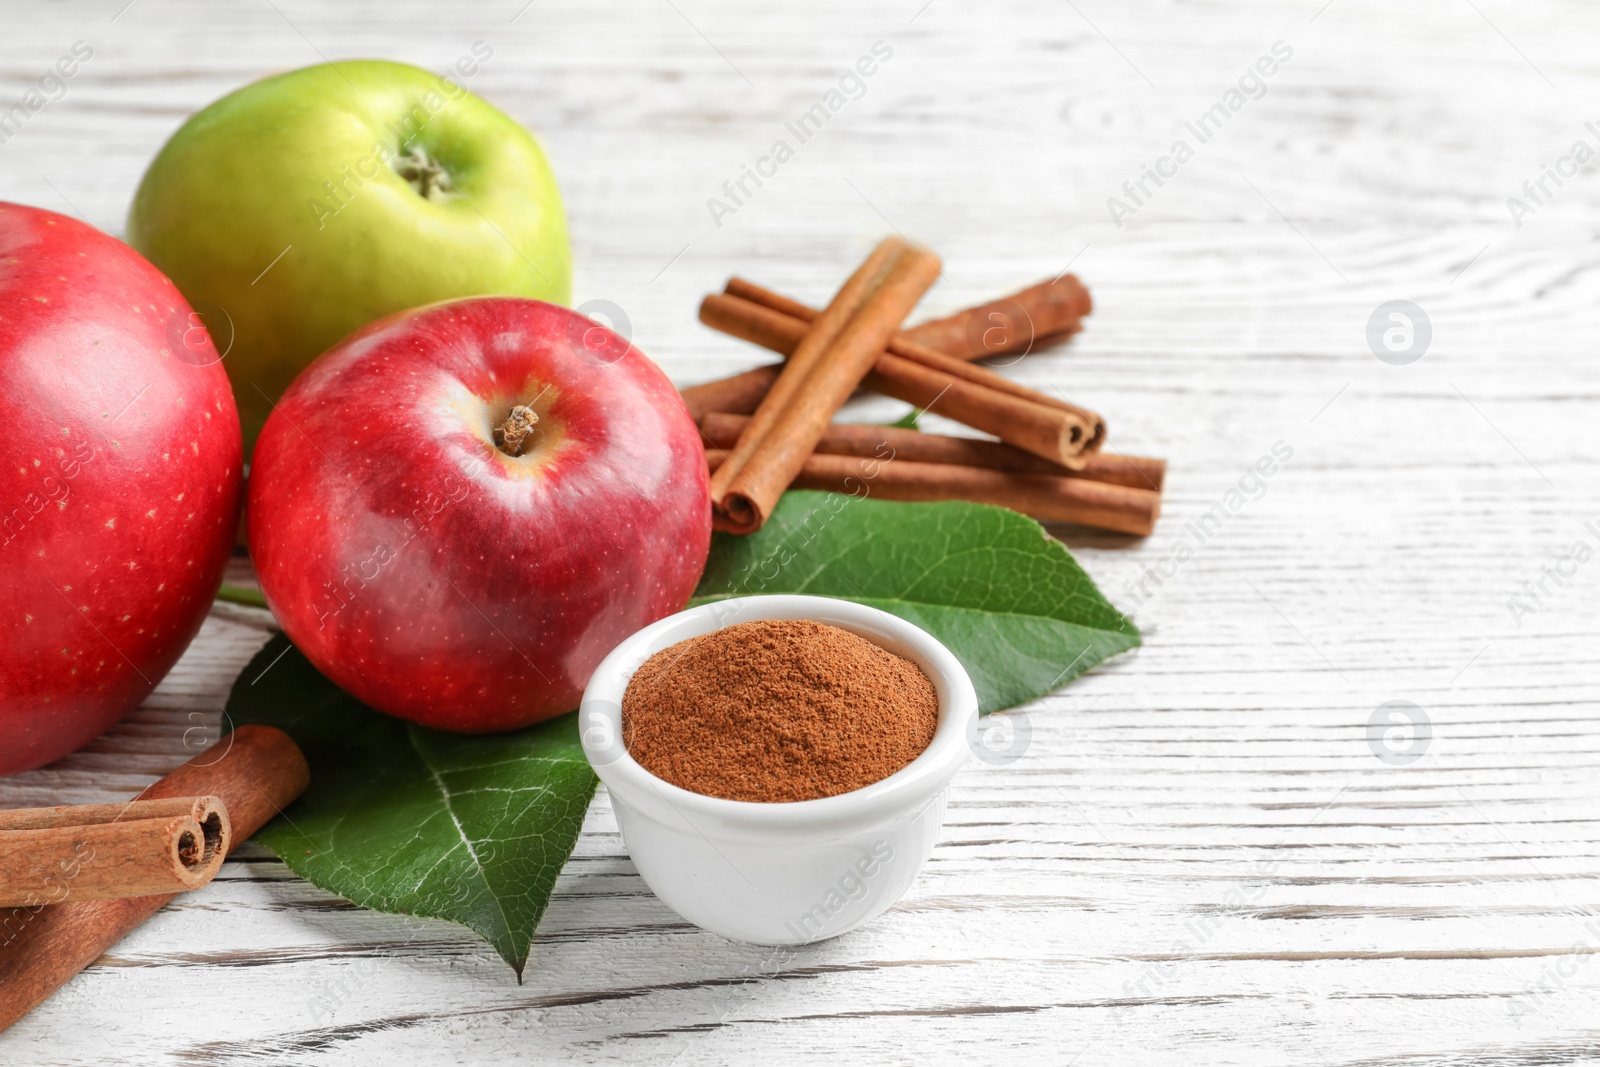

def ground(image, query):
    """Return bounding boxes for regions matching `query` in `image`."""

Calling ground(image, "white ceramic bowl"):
[579,594,976,945]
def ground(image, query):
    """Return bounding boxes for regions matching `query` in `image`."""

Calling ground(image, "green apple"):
[128,57,571,454]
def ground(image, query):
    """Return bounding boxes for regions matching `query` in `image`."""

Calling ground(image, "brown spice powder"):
[621,619,940,803]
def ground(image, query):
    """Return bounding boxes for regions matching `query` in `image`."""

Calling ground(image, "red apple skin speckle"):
[0,203,243,774]
[246,297,712,733]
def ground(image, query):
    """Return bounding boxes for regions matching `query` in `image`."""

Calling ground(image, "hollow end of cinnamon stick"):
[173,796,228,888]
[1063,412,1108,464]
[714,490,765,535]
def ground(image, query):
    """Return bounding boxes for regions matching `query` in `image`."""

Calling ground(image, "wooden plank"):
[3,0,1600,1062]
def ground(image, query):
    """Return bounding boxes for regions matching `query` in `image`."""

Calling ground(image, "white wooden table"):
[5,1,1600,1063]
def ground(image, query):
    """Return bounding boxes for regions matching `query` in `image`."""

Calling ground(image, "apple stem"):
[494,405,540,456]
[394,144,455,201]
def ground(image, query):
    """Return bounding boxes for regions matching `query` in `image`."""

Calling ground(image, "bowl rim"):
[579,594,976,838]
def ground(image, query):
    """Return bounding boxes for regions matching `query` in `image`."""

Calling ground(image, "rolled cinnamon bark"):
[901,273,1092,359]
[699,412,1165,492]
[708,239,905,517]
[700,292,1101,469]
[864,357,1095,468]
[705,449,1158,536]
[727,278,1106,446]
[680,364,781,421]
[0,796,230,907]
[680,274,1090,419]
[0,725,310,1033]
[710,240,942,533]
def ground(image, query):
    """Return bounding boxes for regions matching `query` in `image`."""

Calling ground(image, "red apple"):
[247,297,711,732]
[0,203,243,774]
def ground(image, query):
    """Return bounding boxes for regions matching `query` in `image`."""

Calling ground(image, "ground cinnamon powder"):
[621,619,940,802]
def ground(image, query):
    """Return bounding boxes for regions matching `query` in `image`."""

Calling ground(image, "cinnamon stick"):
[0,725,310,1032]
[679,273,1092,419]
[700,291,1102,469]
[708,239,906,516]
[680,364,781,421]
[709,240,942,533]
[699,412,1165,492]
[0,796,229,907]
[728,277,1106,445]
[705,449,1158,536]
[902,274,1092,360]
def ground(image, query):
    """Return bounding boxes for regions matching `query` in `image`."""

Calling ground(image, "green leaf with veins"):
[693,491,1139,712]
[225,635,596,979]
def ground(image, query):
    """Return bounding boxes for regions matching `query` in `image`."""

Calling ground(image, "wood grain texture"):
[4,0,1600,1063]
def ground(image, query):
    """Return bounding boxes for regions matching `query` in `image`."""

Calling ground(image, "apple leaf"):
[224,635,597,979]
[693,491,1139,712]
